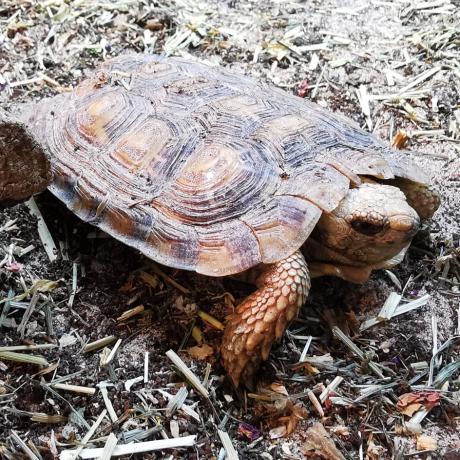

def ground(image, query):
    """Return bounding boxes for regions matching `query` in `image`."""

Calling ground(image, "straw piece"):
[217,430,240,460]
[0,351,48,366]
[52,383,96,395]
[69,410,108,460]
[166,349,209,399]
[68,262,78,308]
[0,289,13,328]
[99,385,118,423]
[83,336,117,353]
[332,327,385,379]
[197,309,225,330]
[360,295,430,331]
[30,413,67,423]
[26,197,58,262]
[150,264,190,294]
[17,290,39,339]
[0,344,56,352]
[144,351,149,383]
[97,433,118,460]
[10,430,40,460]
[377,292,402,320]
[319,376,344,402]
[117,305,145,322]
[299,336,313,362]
[166,386,188,416]
[59,435,197,459]
[100,339,122,366]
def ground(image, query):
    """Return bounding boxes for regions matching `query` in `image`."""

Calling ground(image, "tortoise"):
[0,54,440,387]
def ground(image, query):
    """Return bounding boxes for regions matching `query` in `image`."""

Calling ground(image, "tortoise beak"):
[389,214,420,241]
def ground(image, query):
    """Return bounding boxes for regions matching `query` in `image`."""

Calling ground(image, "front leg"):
[221,250,310,388]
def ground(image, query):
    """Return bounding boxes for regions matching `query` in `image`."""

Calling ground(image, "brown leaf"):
[302,422,345,460]
[400,402,422,416]
[277,403,307,436]
[397,391,440,416]
[186,344,214,360]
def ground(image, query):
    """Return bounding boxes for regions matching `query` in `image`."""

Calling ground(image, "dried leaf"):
[186,344,214,360]
[397,391,440,416]
[275,403,307,437]
[400,402,422,416]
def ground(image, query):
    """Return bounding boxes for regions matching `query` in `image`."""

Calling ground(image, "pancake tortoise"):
[0,54,440,387]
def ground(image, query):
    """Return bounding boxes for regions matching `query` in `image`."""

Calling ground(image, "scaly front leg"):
[221,250,310,388]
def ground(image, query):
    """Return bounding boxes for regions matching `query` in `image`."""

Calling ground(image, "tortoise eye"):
[351,219,385,235]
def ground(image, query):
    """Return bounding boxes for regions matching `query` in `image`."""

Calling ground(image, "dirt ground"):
[1,0,459,459]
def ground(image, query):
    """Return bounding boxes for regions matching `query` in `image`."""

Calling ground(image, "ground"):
[0,0,459,459]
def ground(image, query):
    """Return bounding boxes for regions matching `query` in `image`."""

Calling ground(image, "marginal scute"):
[242,195,322,264]
[23,54,429,276]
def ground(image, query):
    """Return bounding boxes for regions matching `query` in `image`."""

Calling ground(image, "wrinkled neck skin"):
[303,236,411,284]
[303,182,430,284]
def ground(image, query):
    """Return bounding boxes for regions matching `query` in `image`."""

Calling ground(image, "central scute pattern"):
[25,54,427,276]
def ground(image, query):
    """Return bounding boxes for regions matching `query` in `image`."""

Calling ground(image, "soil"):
[1,0,459,459]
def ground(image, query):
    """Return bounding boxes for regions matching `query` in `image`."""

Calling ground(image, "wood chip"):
[302,423,345,460]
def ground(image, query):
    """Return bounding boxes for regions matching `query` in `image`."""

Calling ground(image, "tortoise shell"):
[25,54,427,276]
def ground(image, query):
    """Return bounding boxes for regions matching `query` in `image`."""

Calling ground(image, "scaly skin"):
[387,178,440,220]
[221,250,310,388]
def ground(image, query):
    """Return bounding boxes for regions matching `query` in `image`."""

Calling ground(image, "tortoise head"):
[0,108,52,207]
[312,182,437,269]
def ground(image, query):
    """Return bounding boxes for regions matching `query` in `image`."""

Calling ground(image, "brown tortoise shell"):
[24,54,428,276]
